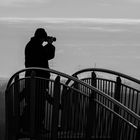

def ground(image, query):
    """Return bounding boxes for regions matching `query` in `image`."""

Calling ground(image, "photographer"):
[25,28,56,80]
[22,28,56,132]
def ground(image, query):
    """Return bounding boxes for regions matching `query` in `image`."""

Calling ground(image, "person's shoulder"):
[47,43,55,47]
[26,37,35,46]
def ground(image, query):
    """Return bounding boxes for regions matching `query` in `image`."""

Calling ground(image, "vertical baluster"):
[135,91,139,114]
[29,71,36,138]
[11,75,20,140]
[51,76,61,140]
[61,84,68,131]
[85,71,97,139]
[5,75,20,140]
[73,75,79,135]
[5,87,12,140]
[112,76,121,140]
[135,124,140,140]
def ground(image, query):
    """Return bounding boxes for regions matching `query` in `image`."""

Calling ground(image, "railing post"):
[5,89,10,140]
[112,76,121,140]
[7,75,20,140]
[72,75,79,106]
[5,75,20,140]
[91,71,97,87]
[61,83,68,130]
[86,72,97,139]
[136,124,140,140]
[114,77,121,111]
[51,76,61,140]
[30,71,36,138]
[72,75,79,132]
[9,75,20,140]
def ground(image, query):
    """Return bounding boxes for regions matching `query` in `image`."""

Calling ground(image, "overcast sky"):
[0,0,140,19]
[1,0,140,78]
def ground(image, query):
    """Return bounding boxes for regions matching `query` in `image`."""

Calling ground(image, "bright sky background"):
[1,1,140,139]
[0,0,140,18]
[1,0,140,79]
[1,2,140,139]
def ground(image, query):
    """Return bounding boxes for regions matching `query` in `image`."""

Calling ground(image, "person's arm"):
[44,43,55,60]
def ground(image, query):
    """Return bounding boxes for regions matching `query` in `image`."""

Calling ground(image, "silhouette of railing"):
[67,68,140,114]
[5,67,140,140]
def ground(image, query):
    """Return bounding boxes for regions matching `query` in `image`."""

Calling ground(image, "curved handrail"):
[71,68,140,84]
[5,67,140,122]
[80,77,140,93]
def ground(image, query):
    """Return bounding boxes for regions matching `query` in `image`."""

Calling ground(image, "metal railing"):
[67,68,140,115]
[5,67,140,140]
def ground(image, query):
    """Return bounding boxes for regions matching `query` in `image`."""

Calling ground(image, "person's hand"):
[47,39,53,44]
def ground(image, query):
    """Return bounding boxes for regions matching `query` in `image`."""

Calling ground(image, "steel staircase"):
[5,67,140,140]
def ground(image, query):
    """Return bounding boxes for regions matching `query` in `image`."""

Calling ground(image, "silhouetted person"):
[21,28,56,133]
[25,28,55,80]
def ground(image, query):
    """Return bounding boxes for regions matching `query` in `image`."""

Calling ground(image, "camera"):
[46,36,56,42]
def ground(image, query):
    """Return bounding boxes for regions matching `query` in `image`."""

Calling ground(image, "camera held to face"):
[46,36,56,42]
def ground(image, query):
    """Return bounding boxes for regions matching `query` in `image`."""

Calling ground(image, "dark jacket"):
[25,37,55,78]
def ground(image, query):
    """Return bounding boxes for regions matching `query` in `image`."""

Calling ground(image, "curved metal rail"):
[67,68,140,115]
[71,68,140,84]
[5,67,140,140]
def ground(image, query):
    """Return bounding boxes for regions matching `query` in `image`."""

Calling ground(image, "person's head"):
[34,28,47,42]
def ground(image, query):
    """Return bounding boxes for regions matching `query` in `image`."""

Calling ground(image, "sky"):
[0,0,140,18]
[1,0,140,79]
